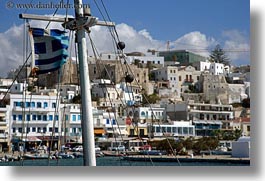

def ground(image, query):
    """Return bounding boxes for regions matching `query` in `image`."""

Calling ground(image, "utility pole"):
[19,0,115,166]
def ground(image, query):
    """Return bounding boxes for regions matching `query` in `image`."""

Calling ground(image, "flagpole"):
[74,0,96,166]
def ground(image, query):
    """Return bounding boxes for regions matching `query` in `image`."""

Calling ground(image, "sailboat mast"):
[20,0,115,167]
[74,0,96,166]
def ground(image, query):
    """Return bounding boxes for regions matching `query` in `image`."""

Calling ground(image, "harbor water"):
[0,157,250,166]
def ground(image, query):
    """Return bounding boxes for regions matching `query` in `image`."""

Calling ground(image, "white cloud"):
[89,23,163,54]
[222,30,250,65]
[171,31,217,57]
[0,19,250,77]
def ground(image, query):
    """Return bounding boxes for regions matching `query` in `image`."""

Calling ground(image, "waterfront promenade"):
[0,151,250,165]
[122,154,250,164]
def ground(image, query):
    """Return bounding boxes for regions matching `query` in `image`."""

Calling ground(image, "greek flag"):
[30,28,69,74]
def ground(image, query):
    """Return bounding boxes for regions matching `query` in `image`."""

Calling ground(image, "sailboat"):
[19,0,117,166]
[18,0,181,167]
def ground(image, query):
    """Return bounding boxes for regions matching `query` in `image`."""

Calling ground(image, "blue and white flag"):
[29,28,69,75]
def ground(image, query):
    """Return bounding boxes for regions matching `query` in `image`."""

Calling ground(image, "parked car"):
[73,145,83,152]
[73,145,101,152]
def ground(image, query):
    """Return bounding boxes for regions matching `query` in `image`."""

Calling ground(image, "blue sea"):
[0,157,250,166]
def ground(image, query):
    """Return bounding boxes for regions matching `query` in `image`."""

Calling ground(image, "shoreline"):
[122,155,250,164]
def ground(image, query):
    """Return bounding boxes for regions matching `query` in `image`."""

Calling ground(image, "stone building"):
[201,73,229,104]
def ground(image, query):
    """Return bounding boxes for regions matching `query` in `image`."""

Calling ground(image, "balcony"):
[13,106,52,112]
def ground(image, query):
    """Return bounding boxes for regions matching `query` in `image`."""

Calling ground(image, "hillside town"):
[0,48,250,157]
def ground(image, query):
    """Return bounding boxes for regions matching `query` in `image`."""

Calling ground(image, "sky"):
[0,0,250,77]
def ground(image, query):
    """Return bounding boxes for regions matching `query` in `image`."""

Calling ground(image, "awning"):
[106,130,128,135]
[22,136,42,142]
[94,129,105,134]
[193,120,223,125]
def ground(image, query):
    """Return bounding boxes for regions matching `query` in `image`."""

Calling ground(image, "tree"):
[142,93,160,105]
[242,98,250,108]
[209,44,230,66]
[72,94,81,104]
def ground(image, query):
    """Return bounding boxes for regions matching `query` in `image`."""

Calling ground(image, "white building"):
[0,105,10,152]
[152,121,195,137]
[209,62,225,75]
[127,105,165,124]
[187,101,234,136]
[9,90,61,146]
[193,61,211,72]
[193,61,228,75]
[58,84,80,103]
[232,136,250,158]
[125,53,165,67]
[152,66,179,94]
[0,79,13,93]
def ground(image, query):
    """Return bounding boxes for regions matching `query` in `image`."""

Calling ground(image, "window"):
[166,127,171,133]
[112,119,116,125]
[13,128,16,133]
[31,102,35,107]
[14,101,18,107]
[37,115,42,121]
[156,126,161,133]
[72,115,76,121]
[52,103,56,108]
[13,115,16,121]
[37,102,42,108]
[179,76,182,81]
[178,127,182,134]
[43,127,47,133]
[32,127,36,132]
[189,128,193,135]
[49,115,53,121]
[37,127,41,133]
[26,114,30,121]
[183,127,188,134]
[18,115,23,121]
[55,115,59,121]
[32,115,37,121]
[43,115,47,121]
[78,115,81,121]
[26,102,30,108]
[18,127,23,133]
[44,102,48,108]
[106,119,110,124]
